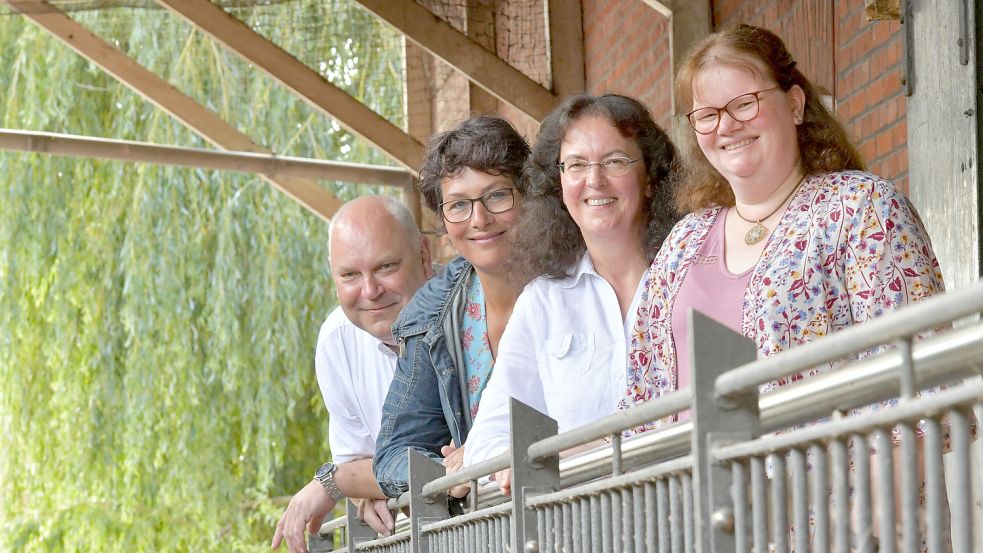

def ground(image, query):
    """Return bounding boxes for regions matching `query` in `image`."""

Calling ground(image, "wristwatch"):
[314,461,345,501]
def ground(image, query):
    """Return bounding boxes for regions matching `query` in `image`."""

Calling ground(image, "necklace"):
[733,175,807,246]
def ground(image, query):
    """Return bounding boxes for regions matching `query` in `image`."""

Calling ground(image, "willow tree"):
[0,2,404,551]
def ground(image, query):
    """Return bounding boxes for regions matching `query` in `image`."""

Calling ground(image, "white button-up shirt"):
[315,306,397,464]
[463,254,645,467]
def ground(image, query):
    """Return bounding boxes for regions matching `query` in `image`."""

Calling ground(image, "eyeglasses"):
[685,86,782,135]
[557,157,640,179]
[438,187,516,224]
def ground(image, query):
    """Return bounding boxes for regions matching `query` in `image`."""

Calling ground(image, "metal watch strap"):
[315,463,344,501]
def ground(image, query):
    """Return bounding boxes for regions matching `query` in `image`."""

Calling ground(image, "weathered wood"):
[155,0,426,174]
[6,0,343,221]
[403,39,430,229]
[546,0,586,98]
[0,129,412,187]
[353,0,558,122]
[906,0,980,292]
[641,0,711,117]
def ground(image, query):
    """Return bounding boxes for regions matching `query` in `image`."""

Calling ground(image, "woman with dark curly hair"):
[373,115,530,503]
[629,24,943,419]
[462,94,680,494]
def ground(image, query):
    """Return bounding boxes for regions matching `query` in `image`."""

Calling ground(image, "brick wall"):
[713,0,909,190]
[582,0,673,129]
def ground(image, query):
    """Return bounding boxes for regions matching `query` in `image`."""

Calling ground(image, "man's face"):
[329,215,432,346]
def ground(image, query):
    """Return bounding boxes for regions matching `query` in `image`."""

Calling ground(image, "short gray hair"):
[327,195,421,261]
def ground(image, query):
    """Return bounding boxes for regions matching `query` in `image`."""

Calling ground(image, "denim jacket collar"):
[391,256,473,347]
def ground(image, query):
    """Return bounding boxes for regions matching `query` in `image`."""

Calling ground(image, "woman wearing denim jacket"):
[373,115,530,498]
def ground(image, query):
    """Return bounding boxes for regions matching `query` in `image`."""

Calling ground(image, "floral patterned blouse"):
[461,271,494,420]
[624,171,945,427]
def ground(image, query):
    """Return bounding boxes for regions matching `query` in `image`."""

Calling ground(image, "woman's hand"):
[441,442,471,498]
[492,468,512,496]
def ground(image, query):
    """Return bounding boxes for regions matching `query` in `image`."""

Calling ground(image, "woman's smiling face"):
[691,59,804,192]
[558,114,648,247]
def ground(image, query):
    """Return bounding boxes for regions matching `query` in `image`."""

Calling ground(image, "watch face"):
[315,462,335,479]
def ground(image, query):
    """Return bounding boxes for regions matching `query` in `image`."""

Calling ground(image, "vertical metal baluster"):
[789,448,809,553]
[924,418,944,553]
[621,488,634,553]
[853,434,875,553]
[544,504,555,553]
[645,481,658,553]
[682,472,694,553]
[580,496,591,553]
[591,494,602,553]
[657,479,670,553]
[669,475,683,553]
[555,504,564,551]
[633,485,645,553]
[612,490,623,553]
[810,444,830,553]
[831,437,850,553]
[875,429,897,553]
[948,409,971,553]
[769,453,788,553]
[732,461,749,553]
[504,515,511,552]
[601,491,613,553]
[898,423,919,553]
[571,499,582,553]
[493,516,500,553]
[563,501,573,553]
[750,456,768,553]
[537,506,546,553]
[612,433,623,476]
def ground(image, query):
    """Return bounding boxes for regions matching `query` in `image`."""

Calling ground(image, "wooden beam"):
[155,0,425,174]
[644,0,711,117]
[0,129,413,187]
[546,0,586,99]
[352,0,558,122]
[5,0,344,221]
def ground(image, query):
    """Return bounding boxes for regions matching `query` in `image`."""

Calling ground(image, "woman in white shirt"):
[462,94,680,493]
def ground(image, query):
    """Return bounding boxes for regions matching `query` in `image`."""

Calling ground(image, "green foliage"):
[0,2,404,551]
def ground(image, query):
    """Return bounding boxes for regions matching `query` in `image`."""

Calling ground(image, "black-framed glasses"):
[438,187,515,223]
[685,86,782,135]
[557,157,640,180]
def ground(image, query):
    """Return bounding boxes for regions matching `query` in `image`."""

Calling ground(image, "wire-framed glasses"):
[438,187,515,223]
[685,86,782,135]
[557,157,640,180]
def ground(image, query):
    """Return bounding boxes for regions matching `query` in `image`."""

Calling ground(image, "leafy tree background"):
[0,2,404,551]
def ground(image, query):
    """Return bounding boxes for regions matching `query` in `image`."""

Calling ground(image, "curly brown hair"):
[510,94,680,283]
[673,24,865,213]
[417,115,530,229]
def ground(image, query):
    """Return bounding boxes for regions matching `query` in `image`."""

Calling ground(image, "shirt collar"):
[376,340,398,358]
[558,252,599,289]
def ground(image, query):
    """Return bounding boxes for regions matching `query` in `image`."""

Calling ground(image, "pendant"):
[744,223,768,245]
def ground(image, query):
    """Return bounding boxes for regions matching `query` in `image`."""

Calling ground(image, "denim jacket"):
[373,256,474,498]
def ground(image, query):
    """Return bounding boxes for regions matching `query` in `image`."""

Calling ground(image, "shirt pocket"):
[542,332,596,383]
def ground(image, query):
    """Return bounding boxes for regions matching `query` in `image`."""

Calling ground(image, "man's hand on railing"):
[355,497,394,536]
[271,479,335,553]
[441,442,471,498]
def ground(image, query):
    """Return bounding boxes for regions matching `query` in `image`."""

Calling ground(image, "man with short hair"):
[272,196,433,553]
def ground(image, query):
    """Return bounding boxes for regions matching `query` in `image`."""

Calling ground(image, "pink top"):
[671,208,752,398]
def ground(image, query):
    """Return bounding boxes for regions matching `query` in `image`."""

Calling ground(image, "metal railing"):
[314,280,983,553]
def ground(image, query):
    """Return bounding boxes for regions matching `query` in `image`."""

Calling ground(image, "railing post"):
[508,398,560,553]
[308,529,335,552]
[345,498,376,551]
[408,449,450,553]
[688,310,761,553]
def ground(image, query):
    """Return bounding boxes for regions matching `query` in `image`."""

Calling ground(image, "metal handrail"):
[714,380,983,461]
[416,318,982,499]
[527,389,691,462]
[715,279,983,401]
